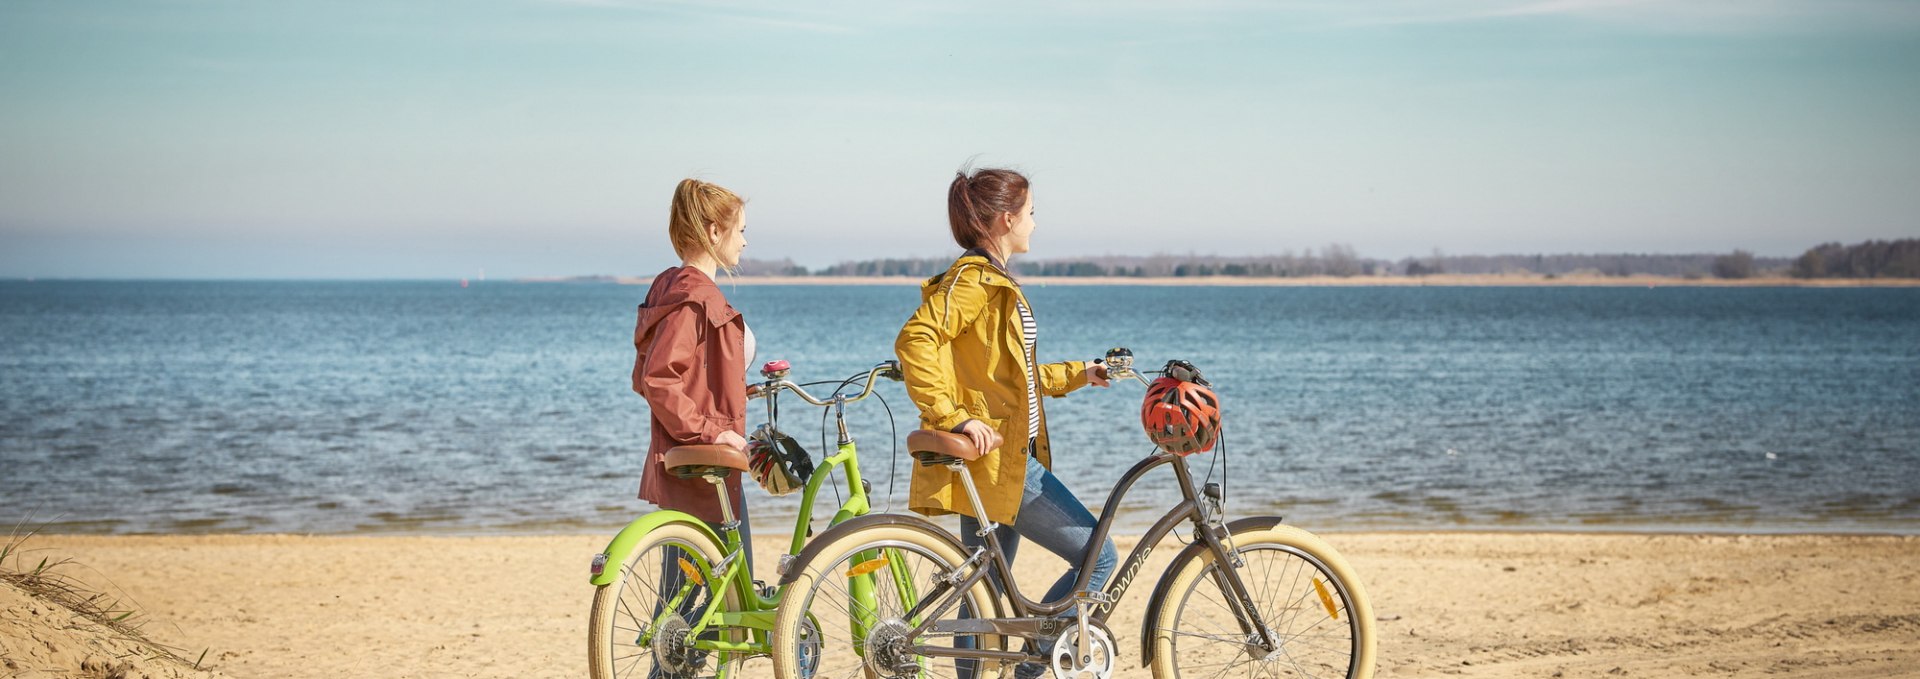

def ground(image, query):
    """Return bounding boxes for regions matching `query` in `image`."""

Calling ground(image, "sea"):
[2,280,1917,536]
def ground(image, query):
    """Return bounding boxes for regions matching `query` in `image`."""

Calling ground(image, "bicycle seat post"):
[948,460,1000,538]
[708,475,740,535]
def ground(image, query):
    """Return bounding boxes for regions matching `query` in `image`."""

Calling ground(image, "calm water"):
[2,280,1917,535]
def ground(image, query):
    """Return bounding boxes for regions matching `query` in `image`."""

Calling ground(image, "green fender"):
[589,510,724,587]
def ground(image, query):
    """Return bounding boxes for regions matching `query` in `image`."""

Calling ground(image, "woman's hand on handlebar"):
[1085,362,1111,387]
[955,419,1003,455]
[713,429,750,453]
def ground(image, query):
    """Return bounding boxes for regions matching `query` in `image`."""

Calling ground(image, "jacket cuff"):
[692,413,732,443]
[1063,360,1090,390]
[928,405,970,432]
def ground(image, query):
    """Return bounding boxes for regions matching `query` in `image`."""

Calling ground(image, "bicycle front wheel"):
[1150,524,1375,679]
[772,522,1005,679]
[588,520,742,679]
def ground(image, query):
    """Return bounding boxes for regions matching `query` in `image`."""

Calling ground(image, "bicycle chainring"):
[1049,621,1117,679]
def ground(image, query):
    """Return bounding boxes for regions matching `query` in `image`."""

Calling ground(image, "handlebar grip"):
[881,360,904,381]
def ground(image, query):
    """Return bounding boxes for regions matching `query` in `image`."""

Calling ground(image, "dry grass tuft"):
[3,519,213,671]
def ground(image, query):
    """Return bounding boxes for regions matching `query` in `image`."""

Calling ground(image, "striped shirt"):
[1016,300,1040,447]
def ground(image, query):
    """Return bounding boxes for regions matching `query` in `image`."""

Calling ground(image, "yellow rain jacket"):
[895,253,1090,523]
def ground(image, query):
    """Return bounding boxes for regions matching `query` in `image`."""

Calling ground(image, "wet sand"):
[13,531,1919,678]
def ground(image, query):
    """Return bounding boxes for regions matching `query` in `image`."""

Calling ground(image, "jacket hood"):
[638,266,739,336]
[919,253,1018,296]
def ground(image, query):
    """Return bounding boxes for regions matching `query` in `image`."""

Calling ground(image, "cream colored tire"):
[772,523,1007,679]
[1149,525,1375,679]
[588,521,739,679]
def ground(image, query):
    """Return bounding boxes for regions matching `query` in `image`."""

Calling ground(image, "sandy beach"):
[7,531,1915,678]
[585,274,1920,288]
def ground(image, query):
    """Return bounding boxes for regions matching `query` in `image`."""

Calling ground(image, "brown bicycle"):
[767,353,1376,679]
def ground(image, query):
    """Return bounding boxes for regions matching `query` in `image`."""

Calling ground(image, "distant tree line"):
[794,245,1384,278]
[731,239,1919,280]
[1791,239,1920,279]
[1397,251,1790,278]
[734,257,813,276]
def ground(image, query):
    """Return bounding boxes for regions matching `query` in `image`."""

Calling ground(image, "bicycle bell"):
[1101,347,1135,379]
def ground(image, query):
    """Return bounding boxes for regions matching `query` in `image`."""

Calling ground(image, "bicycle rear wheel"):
[1150,524,1375,679]
[772,522,1006,679]
[588,521,742,679]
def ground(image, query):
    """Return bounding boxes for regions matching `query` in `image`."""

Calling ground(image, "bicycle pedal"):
[1074,590,1112,605]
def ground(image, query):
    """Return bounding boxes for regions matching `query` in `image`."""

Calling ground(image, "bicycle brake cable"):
[819,397,838,507]
[873,389,898,513]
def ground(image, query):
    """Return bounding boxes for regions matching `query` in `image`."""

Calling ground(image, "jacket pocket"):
[964,390,990,422]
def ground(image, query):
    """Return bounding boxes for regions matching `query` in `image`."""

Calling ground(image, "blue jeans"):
[956,454,1118,677]
[651,490,751,677]
[960,454,1119,603]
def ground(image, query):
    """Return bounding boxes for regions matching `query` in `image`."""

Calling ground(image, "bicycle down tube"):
[905,450,1280,653]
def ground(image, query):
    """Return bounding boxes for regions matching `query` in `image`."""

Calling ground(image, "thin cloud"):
[530,0,857,34]
[1332,0,1920,32]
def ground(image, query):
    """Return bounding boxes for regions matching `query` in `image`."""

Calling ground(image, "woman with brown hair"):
[895,165,1119,678]
[631,178,755,546]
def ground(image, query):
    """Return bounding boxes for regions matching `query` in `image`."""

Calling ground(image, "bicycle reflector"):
[748,425,815,496]
[1141,363,1221,456]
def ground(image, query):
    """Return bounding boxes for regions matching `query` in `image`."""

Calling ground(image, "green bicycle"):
[587,360,910,678]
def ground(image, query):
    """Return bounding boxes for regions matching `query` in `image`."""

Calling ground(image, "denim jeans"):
[956,454,1119,678]
[651,489,751,676]
[656,488,753,601]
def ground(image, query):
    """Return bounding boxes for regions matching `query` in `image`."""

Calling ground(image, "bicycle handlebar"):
[747,360,903,406]
[1098,347,1211,387]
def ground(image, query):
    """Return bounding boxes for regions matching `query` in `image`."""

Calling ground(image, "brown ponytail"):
[946,167,1029,251]
[668,179,744,270]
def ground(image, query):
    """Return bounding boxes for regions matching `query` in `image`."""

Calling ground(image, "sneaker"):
[1013,660,1050,679]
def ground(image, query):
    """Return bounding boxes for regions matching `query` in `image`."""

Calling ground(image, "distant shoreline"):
[527,274,1920,288]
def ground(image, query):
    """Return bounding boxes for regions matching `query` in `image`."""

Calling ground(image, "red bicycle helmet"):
[1141,366,1221,455]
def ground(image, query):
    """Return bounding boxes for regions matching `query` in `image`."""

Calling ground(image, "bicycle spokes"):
[799,545,979,679]
[1166,546,1358,678]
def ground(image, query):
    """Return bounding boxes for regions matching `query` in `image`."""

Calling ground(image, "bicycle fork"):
[1193,520,1281,659]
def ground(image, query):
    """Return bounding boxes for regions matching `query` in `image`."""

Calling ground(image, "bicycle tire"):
[772,522,1007,679]
[1149,524,1375,679]
[588,520,743,679]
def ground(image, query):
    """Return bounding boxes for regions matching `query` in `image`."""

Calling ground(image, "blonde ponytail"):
[668,179,745,273]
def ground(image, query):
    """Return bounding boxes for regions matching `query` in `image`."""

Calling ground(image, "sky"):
[2,0,1918,279]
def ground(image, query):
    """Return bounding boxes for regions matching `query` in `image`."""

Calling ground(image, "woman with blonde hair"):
[631,178,754,542]
[895,165,1118,678]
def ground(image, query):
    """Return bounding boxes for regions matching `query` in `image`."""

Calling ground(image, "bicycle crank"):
[1049,622,1116,679]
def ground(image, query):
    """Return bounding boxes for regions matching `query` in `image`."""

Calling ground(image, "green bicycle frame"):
[591,433,897,661]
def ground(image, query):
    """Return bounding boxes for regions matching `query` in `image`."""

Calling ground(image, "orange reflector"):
[1312,578,1338,620]
[678,557,704,586]
[845,557,890,578]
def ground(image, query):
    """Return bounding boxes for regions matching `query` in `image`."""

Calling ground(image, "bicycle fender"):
[1137,515,1285,666]
[589,510,725,587]
[774,512,968,587]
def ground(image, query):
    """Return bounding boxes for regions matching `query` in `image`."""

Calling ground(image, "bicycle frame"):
[645,433,874,653]
[901,451,1282,660]
[591,362,906,667]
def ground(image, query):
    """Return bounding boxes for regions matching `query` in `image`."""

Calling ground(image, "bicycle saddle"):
[665,444,750,479]
[907,430,982,466]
